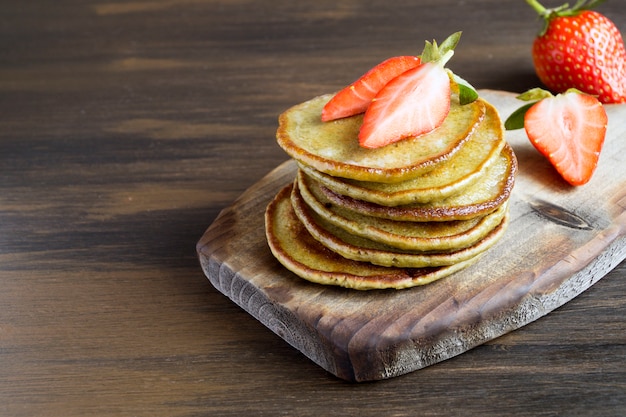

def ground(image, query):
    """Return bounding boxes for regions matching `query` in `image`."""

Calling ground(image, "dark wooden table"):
[1,1,624,416]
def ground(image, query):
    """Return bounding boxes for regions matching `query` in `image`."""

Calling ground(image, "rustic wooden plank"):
[197,90,626,382]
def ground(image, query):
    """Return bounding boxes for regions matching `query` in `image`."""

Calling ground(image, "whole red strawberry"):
[527,0,626,104]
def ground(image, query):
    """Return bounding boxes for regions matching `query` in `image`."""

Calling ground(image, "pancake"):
[293,181,509,268]
[298,99,506,205]
[265,184,480,290]
[294,170,509,252]
[267,85,517,290]
[316,143,517,222]
[277,93,486,183]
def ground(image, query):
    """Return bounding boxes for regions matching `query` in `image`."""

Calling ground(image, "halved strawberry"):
[321,55,421,122]
[511,89,608,186]
[358,62,451,149]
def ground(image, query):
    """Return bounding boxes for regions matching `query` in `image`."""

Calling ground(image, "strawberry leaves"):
[451,72,479,106]
[420,32,457,64]
[503,88,554,130]
[526,0,607,35]
[505,88,608,186]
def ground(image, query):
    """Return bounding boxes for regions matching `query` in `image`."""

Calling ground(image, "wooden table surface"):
[1,1,624,416]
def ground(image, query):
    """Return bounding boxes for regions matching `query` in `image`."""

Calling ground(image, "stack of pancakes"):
[265,93,517,290]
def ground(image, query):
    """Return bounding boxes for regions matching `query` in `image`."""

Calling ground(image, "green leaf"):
[504,102,536,130]
[516,87,553,102]
[421,40,437,63]
[526,0,606,35]
[420,32,461,66]
[564,87,587,95]
[439,32,462,56]
[570,0,607,13]
[451,73,478,105]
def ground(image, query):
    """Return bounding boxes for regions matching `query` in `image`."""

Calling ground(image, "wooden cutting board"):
[196,90,626,382]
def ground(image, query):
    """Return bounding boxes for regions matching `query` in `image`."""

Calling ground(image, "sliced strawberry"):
[321,56,421,122]
[358,62,451,149]
[524,92,608,186]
